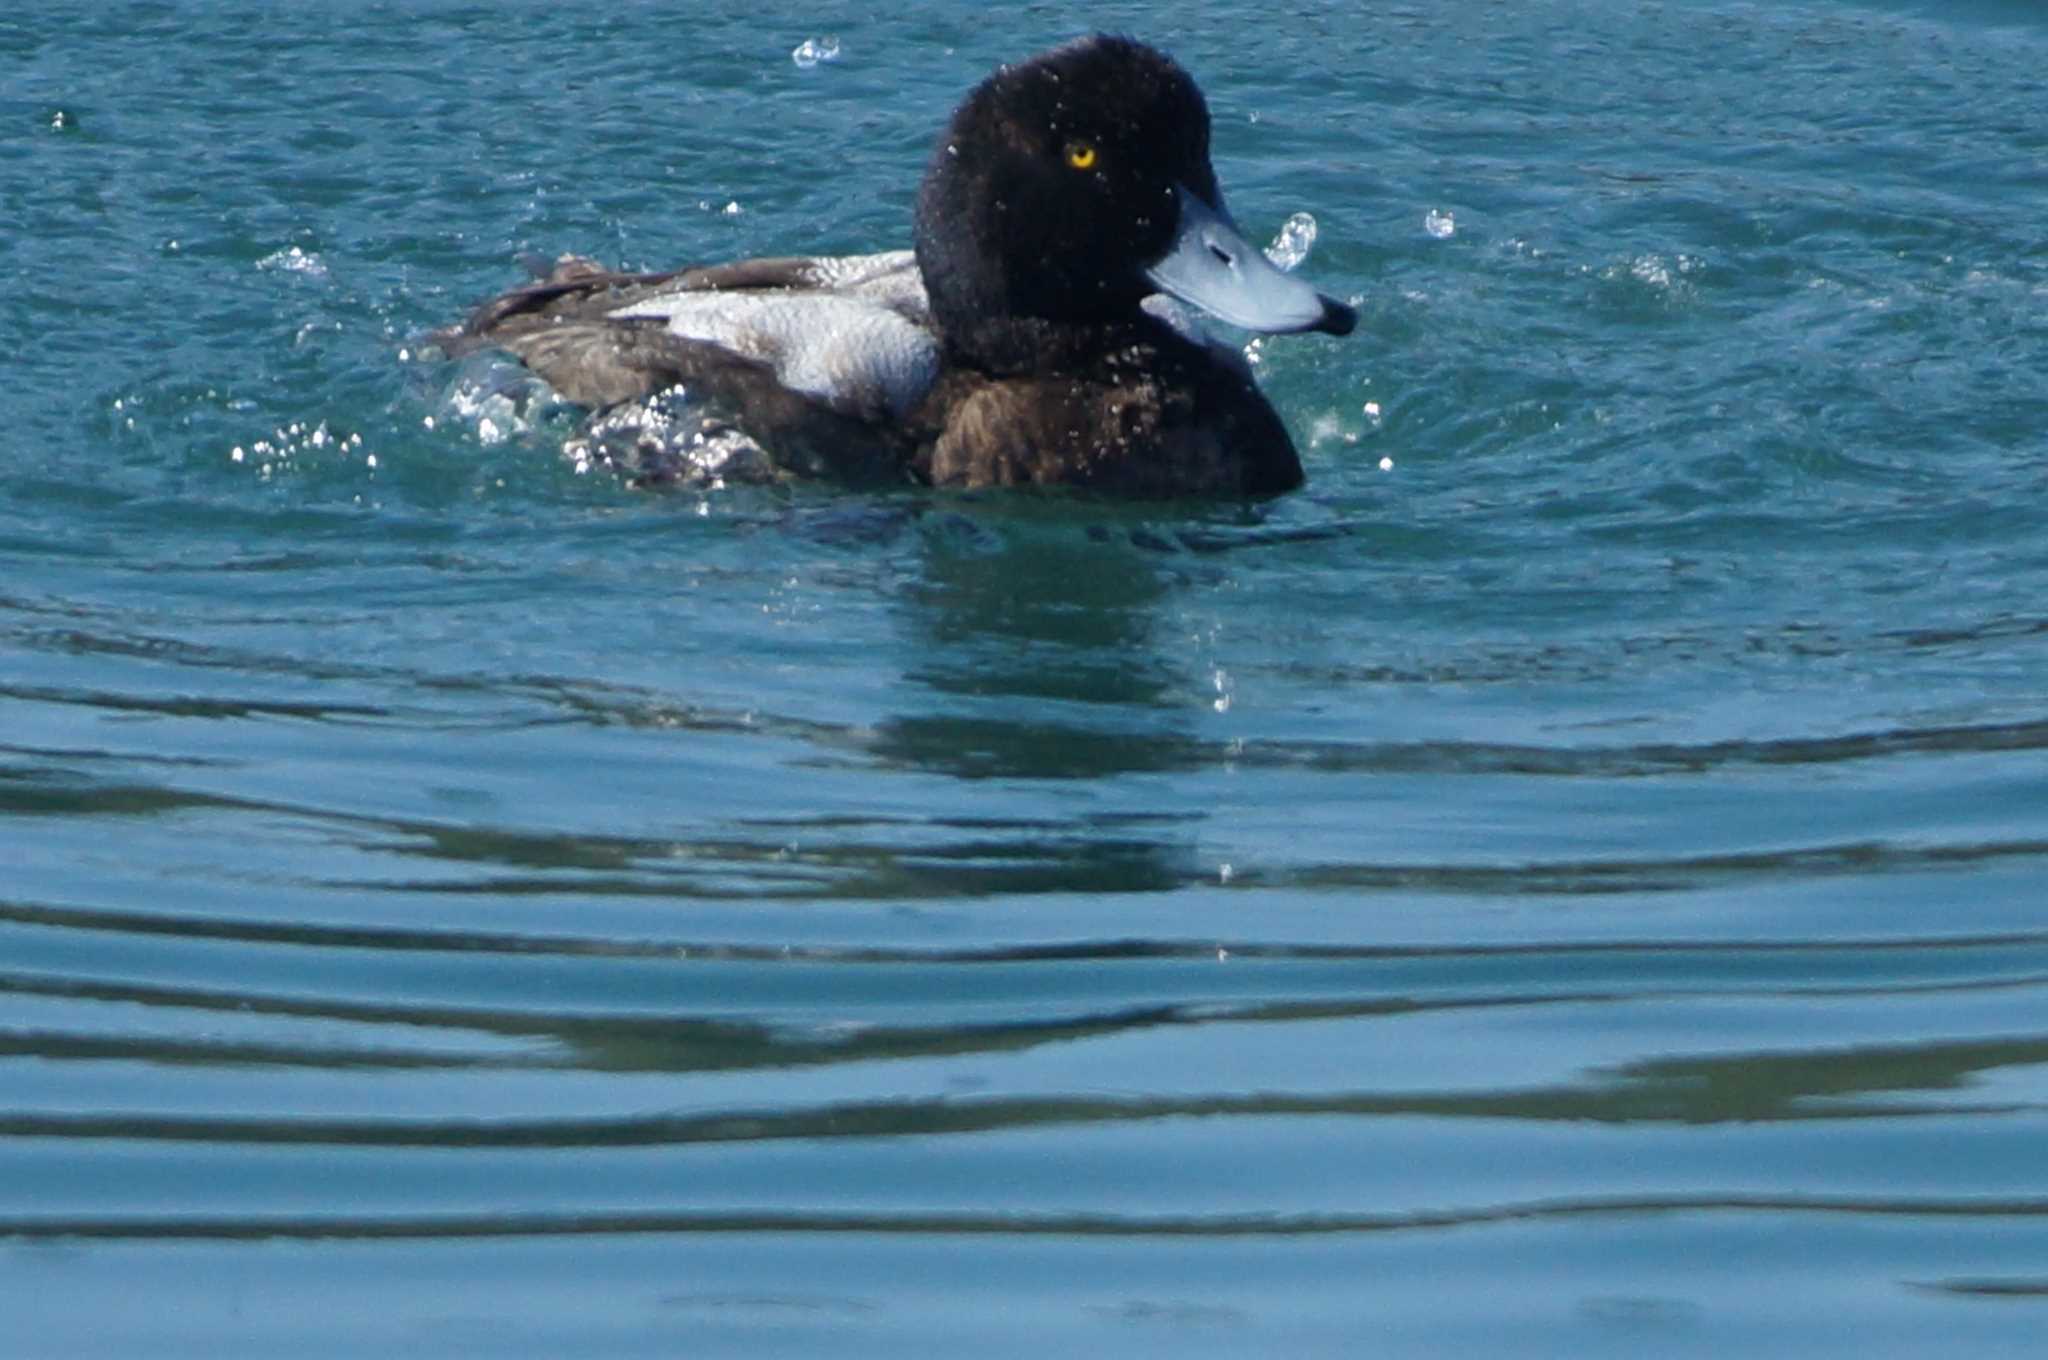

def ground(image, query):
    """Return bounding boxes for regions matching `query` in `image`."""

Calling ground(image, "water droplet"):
[1265,212,1317,271]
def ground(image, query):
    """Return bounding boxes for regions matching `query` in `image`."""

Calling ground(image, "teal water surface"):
[5,1,2048,1355]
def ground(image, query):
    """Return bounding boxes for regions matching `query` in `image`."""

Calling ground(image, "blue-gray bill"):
[1144,186,1357,337]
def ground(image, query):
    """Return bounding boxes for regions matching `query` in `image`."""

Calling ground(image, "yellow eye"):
[1064,139,1098,171]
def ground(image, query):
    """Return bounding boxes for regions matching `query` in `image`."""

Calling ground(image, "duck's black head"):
[914,35,1355,368]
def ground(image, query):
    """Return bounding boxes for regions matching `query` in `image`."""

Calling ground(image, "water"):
[6,1,2048,1354]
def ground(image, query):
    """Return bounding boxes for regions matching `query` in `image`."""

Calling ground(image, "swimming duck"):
[433,35,1355,497]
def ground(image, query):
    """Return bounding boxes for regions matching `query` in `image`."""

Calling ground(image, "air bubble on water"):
[1424,208,1455,239]
[223,418,368,476]
[1265,212,1317,271]
[791,37,841,68]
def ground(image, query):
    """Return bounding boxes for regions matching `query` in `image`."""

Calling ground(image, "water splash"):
[1424,208,1456,239]
[435,357,559,449]
[1630,255,1674,288]
[791,37,841,68]
[564,385,778,487]
[256,245,328,278]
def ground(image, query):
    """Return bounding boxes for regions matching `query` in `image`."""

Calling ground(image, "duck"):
[431,34,1356,497]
